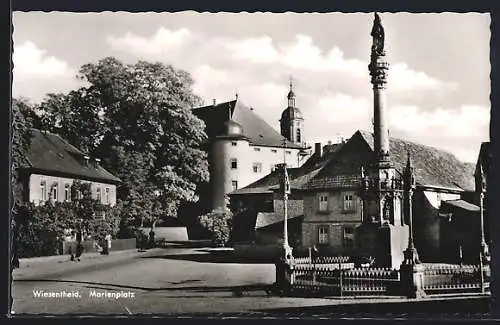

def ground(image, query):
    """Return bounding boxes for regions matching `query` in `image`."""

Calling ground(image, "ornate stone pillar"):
[400,152,426,298]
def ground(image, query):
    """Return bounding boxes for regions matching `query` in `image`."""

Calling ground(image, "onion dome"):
[281,106,303,120]
[223,119,244,136]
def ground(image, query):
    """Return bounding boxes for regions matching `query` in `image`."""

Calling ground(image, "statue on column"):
[371,12,385,56]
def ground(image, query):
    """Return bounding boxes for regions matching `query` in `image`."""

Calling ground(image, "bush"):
[16,186,123,258]
[198,206,232,247]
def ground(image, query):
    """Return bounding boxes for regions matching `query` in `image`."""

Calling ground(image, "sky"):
[12,12,490,163]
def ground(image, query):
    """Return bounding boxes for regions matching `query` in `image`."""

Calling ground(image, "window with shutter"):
[343,194,354,211]
[318,226,329,245]
[318,193,328,212]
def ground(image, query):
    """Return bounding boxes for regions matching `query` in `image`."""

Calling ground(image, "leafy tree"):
[11,98,34,311]
[34,57,209,228]
[198,196,233,247]
[36,91,102,153]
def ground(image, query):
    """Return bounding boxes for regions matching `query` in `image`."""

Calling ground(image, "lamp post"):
[402,152,419,264]
[476,163,489,293]
[281,140,292,261]
[400,151,426,299]
[479,191,486,293]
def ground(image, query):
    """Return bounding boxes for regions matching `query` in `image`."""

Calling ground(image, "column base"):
[400,261,427,299]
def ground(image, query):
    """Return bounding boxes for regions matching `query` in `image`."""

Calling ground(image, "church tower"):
[280,79,304,145]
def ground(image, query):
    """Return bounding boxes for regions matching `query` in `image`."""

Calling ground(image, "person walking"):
[102,234,111,255]
[69,230,76,261]
[148,229,155,249]
[75,227,83,261]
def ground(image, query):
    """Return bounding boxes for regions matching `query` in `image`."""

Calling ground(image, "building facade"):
[193,86,311,210]
[301,130,475,263]
[228,14,481,266]
[20,129,121,206]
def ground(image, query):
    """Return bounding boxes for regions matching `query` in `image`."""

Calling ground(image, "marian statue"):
[371,12,385,56]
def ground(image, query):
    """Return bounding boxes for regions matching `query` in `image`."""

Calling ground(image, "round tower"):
[280,79,304,145]
[210,105,251,210]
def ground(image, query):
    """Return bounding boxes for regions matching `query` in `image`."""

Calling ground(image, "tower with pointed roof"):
[280,78,305,146]
[209,102,251,210]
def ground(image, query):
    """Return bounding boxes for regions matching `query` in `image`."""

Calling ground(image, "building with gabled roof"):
[228,13,483,266]
[229,141,343,244]
[299,129,476,263]
[19,128,121,206]
[230,126,477,263]
[192,85,311,211]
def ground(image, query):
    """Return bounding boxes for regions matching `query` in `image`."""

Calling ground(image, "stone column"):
[400,152,426,298]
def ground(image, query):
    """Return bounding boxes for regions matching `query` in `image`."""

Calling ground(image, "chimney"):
[213,99,217,106]
[314,142,322,158]
[94,158,101,168]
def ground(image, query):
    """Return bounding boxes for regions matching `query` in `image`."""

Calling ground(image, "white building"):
[193,83,311,210]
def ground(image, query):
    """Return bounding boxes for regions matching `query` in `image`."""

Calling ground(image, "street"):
[12,245,341,315]
[12,245,492,316]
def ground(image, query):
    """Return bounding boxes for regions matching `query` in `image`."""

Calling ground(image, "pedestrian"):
[69,231,76,261]
[136,229,147,252]
[102,234,111,255]
[148,229,155,249]
[75,228,83,261]
[312,245,319,263]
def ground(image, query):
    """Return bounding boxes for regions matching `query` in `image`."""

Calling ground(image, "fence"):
[290,262,399,296]
[422,263,491,294]
[280,257,490,298]
[293,256,350,265]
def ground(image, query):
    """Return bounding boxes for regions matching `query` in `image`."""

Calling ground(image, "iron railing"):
[422,263,490,294]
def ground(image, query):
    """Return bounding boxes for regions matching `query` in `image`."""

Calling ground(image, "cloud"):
[191,64,231,100]
[106,27,192,58]
[14,26,484,161]
[389,104,489,138]
[389,63,457,92]
[279,36,366,78]
[228,36,279,63]
[107,28,449,94]
[13,41,74,80]
[12,41,80,103]
[388,104,489,162]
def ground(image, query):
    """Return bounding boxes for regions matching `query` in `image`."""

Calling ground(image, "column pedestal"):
[274,248,293,295]
[400,247,426,298]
